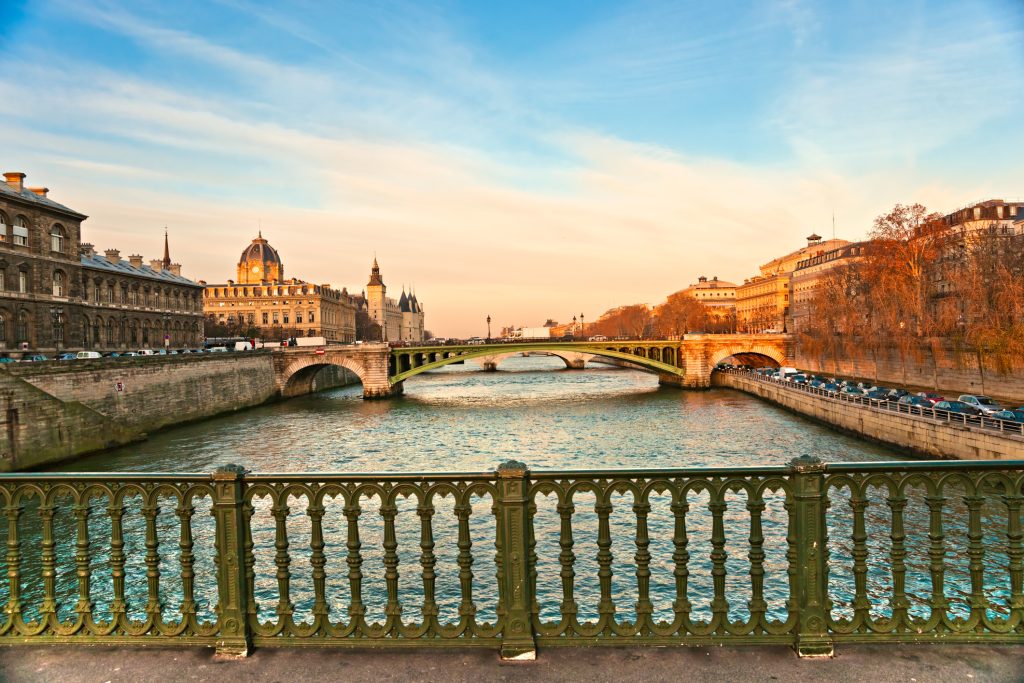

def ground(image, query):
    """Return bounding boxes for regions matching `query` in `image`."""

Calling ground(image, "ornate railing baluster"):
[72,495,93,627]
[850,488,871,626]
[4,498,23,631]
[108,497,127,631]
[965,494,987,625]
[38,501,57,630]
[417,495,438,632]
[790,456,832,657]
[271,495,293,628]
[595,499,615,631]
[142,493,162,625]
[747,494,767,631]
[307,497,328,632]
[556,499,577,630]
[241,500,257,624]
[633,498,653,633]
[1004,491,1024,625]
[708,493,729,632]
[344,496,365,630]
[527,498,539,620]
[925,493,948,622]
[454,500,475,627]
[887,492,909,631]
[380,501,401,627]
[671,495,691,626]
[176,497,197,629]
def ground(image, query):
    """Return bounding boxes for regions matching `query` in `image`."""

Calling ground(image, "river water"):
[7,357,1011,632]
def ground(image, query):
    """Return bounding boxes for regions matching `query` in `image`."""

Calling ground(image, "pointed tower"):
[366,257,387,336]
[162,228,171,270]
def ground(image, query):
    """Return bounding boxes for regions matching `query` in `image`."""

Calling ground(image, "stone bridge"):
[272,335,793,399]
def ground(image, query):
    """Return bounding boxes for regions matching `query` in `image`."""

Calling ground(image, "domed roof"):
[239,232,281,266]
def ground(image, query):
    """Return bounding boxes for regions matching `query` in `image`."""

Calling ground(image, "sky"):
[1,0,1022,337]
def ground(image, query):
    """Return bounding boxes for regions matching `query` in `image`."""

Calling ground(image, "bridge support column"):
[364,380,403,400]
[482,362,498,372]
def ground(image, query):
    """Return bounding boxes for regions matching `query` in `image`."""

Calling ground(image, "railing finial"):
[496,459,529,476]
[212,463,250,480]
[789,454,824,472]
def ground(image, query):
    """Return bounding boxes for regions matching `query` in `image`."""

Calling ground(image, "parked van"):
[137,349,156,356]
[234,341,253,351]
[75,351,102,359]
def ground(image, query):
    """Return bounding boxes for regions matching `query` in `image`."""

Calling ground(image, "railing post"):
[789,455,833,657]
[495,460,537,661]
[211,464,253,658]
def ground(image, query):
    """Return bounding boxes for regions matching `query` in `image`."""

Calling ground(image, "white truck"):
[293,336,328,347]
[519,327,552,340]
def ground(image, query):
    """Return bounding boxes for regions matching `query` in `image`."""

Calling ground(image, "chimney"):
[149,259,163,271]
[104,249,121,265]
[27,187,49,198]
[169,263,181,276]
[80,243,96,257]
[128,254,144,268]
[712,276,718,281]
[4,172,25,193]
[698,275,707,283]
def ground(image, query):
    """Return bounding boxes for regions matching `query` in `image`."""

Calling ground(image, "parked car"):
[915,392,945,405]
[898,395,933,409]
[121,351,139,357]
[0,356,16,363]
[103,352,121,358]
[822,383,840,393]
[933,400,983,417]
[840,386,864,396]
[957,395,1004,415]
[20,354,49,362]
[991,409,1024,423]
[138,349,156,356]
[865,389,890,400]
[57,352,77,361]
[588,335,608,342]
[75,351,102,359]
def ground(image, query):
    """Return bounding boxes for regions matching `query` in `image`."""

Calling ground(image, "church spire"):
[367,256,384,287]
[162,227,171,270]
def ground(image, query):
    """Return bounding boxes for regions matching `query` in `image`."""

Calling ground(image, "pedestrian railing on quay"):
[2,459,1024,660]
[721,368,1024,437]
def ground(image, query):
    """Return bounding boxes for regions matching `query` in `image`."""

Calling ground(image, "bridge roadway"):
[273,334,793,399]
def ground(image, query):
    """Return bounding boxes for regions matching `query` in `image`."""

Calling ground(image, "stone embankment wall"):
[2,352,359,471]
[713,372,1023,460]
[796,341,1024,406]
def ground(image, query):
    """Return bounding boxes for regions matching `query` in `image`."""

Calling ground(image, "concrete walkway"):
[2,644,1023,682]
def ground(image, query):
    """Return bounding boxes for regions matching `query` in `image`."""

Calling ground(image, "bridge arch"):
[472,350,594,371]
[278,356,369,398]
[708,344,788,369]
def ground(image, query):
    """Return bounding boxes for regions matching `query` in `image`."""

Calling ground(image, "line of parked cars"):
[718,364,1024,425]
[0,348,209,363]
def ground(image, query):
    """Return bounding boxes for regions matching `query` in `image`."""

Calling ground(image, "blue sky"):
[2,0,1022,335]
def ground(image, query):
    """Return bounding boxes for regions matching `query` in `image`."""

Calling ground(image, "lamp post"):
[486,315,491,342]
[580,312,585,340]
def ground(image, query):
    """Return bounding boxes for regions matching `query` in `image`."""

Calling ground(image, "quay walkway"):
[2,643,1022,682]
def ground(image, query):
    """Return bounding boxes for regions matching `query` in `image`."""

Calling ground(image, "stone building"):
[736,234,849,333]
[788,242,866,333]
[355,258,425,342]
[680,275,737,330]
[0,169,203,354]
[79,235,204,350]
[202,233,357,342]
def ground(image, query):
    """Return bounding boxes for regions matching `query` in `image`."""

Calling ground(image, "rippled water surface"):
[59,355,904,473]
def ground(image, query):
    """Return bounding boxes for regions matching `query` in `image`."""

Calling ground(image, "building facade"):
[736,234,849,333]
[680,275,737,330]
[358,258,425,342]
[202,234,357,342]
[789,242,865,333]
[0,170,203,354]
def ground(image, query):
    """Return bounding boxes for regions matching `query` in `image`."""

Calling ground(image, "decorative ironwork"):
[1,460,1023,659]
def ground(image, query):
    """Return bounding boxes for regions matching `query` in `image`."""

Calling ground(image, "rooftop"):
[81,252,200,287]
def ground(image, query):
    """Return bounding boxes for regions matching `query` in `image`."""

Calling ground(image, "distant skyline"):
[1,0,1022,337]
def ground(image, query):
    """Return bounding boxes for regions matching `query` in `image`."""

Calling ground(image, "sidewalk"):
[2,643,1022,683]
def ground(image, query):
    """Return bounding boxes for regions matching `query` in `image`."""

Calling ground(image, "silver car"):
[958,394,1003,415]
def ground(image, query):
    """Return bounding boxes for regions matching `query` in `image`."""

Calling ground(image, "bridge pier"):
[364,380,403,400]
[482,362,498,372]
[566,359,586,369]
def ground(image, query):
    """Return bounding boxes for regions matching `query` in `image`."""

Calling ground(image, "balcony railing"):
[2,459,1023,658]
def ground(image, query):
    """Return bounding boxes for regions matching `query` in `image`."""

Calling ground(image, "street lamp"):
[572,315,577,339]
[580,312,585,340]
[486,315,491,342]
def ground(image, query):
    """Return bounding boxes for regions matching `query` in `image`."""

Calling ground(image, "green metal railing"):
[2,458,1023,659]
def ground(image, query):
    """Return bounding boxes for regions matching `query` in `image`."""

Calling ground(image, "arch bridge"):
[272,334,792,400]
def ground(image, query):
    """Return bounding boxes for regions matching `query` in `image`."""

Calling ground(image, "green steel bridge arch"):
[389,341,686,383]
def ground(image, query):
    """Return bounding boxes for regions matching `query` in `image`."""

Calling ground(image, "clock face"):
[251,265,260,273]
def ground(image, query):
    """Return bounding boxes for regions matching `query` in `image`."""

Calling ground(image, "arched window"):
[142,320,150,345]
[92,317,101,347]
[52,270,65,297]
[12,216,28,246]
[106,319,115,345]
[0,211,8,242]
[129,320,138,345]
[50,224,66,253]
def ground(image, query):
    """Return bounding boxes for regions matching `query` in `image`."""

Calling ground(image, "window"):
[296,312,303,324]
[0,212,7,242]
[16,312,28,343]
[283,313,289,325]
[309,311,315,323]
[0,270,4,291]
[52,309,64,344]
[18,271,27,294]
[262,312,268,325]
[52,271,65,297]
[120,285,127,304]
[106,319,114,344]
[92,318,100,346]
[0,314,5,342]
[12,216,28,246]
[50,225,65,253]
[106,284,114,303]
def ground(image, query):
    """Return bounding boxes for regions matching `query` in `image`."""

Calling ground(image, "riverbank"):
[713,371,1023,459]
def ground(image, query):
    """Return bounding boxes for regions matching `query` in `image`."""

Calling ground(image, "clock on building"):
[252,265,260,273]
